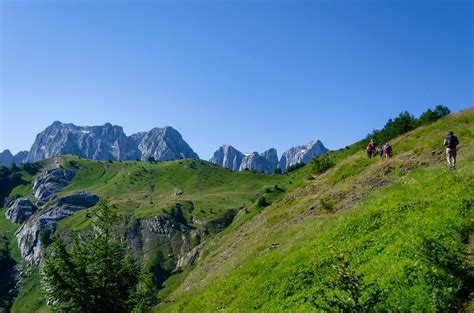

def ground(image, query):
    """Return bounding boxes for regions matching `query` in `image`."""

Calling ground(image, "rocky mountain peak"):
[23,121,198,163]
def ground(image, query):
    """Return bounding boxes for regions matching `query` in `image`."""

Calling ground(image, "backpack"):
[445,135,459,149]
[367,143,373,151]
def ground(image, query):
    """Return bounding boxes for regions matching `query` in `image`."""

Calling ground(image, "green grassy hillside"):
[156,108,474,311]
[3,155,312,312]
[3,108,474,312]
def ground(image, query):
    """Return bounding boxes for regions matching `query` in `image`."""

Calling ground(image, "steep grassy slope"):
[4,156,312,312]
[4,108,473,312]
[157,108,474,311]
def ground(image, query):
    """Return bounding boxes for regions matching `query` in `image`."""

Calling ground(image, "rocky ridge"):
[210,141,328,173]
[25,121,198,163]
[209,145,280,174]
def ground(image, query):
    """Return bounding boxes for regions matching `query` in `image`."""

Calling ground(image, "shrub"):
[286,162,306,173]
[310,155,334,175]
[256,196,269,209]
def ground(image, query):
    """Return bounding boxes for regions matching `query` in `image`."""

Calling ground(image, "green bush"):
[310,155,335,175]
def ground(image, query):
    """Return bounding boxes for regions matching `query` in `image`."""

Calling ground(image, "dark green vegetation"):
[42,201,156,312]
[0,162,40,206]
[2,106,473,312]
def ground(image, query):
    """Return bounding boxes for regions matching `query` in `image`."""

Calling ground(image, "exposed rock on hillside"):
[15,191,99,265]
[5,198,36,224]
[33,168,76,206]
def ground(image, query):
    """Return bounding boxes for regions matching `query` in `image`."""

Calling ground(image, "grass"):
[7,155,311,311]
[6,108,474,312]
[57,157,308,231]
[156,108,474,312]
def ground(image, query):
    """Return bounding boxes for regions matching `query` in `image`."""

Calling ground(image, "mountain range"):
[209,141,328,173]
[0,122,328,172]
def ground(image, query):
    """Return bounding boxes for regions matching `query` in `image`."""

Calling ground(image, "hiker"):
[444,131,459,169]
[379,146,384,159]
[383,142,392,159]
[367,139,376,158]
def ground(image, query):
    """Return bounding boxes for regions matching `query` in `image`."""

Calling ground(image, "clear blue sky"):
[0,0,472,159]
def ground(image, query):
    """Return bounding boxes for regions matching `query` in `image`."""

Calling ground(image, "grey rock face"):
[126,210,196,271]
[136,127,198,161]
[13,151,29,165]
[240,148,279,173]
[5,198,36,224]
[33,168,76,206]
[210,145,244,171]
[15,191,99,265]
[210,145,279,173]
[27,122,140,163]
[26,122,198,163]
[279,140,329,170]
[0,150,28,166]
[40,191,99,221]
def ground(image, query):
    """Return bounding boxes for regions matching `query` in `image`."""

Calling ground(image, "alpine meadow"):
[1,1,473,312]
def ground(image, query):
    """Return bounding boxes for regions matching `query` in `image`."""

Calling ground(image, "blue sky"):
[0,0,472,160]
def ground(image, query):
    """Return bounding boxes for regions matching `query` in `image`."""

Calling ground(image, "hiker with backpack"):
[367,139,376,158]
[444,131,459,169]
[379,146,384,159]
[383,142,392,159]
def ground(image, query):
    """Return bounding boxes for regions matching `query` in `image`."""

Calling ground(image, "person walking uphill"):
[444,131,459,169]
[383,142,392,159]
[367,139,377,158]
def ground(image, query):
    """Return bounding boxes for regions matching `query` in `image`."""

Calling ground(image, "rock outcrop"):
[209,145,279,174]
[5,198,36,224]
[33,168,76,206]
[279,140,329,170]
[15,191,99,264]
[26,122,198,163]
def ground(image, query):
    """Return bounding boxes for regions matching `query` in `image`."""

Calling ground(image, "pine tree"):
[42,200,157,312]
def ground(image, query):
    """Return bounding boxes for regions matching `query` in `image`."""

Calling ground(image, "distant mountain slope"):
[209,141,328,173]
[0,150,28,166]
[279,140,329,170]
[209,145,279,173]
[25,121,198,163]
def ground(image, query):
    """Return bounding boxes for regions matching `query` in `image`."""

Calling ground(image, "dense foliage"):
[42,201,157,312]
[286,162,306,173]
[310,154,335,175]
[364,105,450,148]
[0,236,15,309]
[0,163,40,206]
